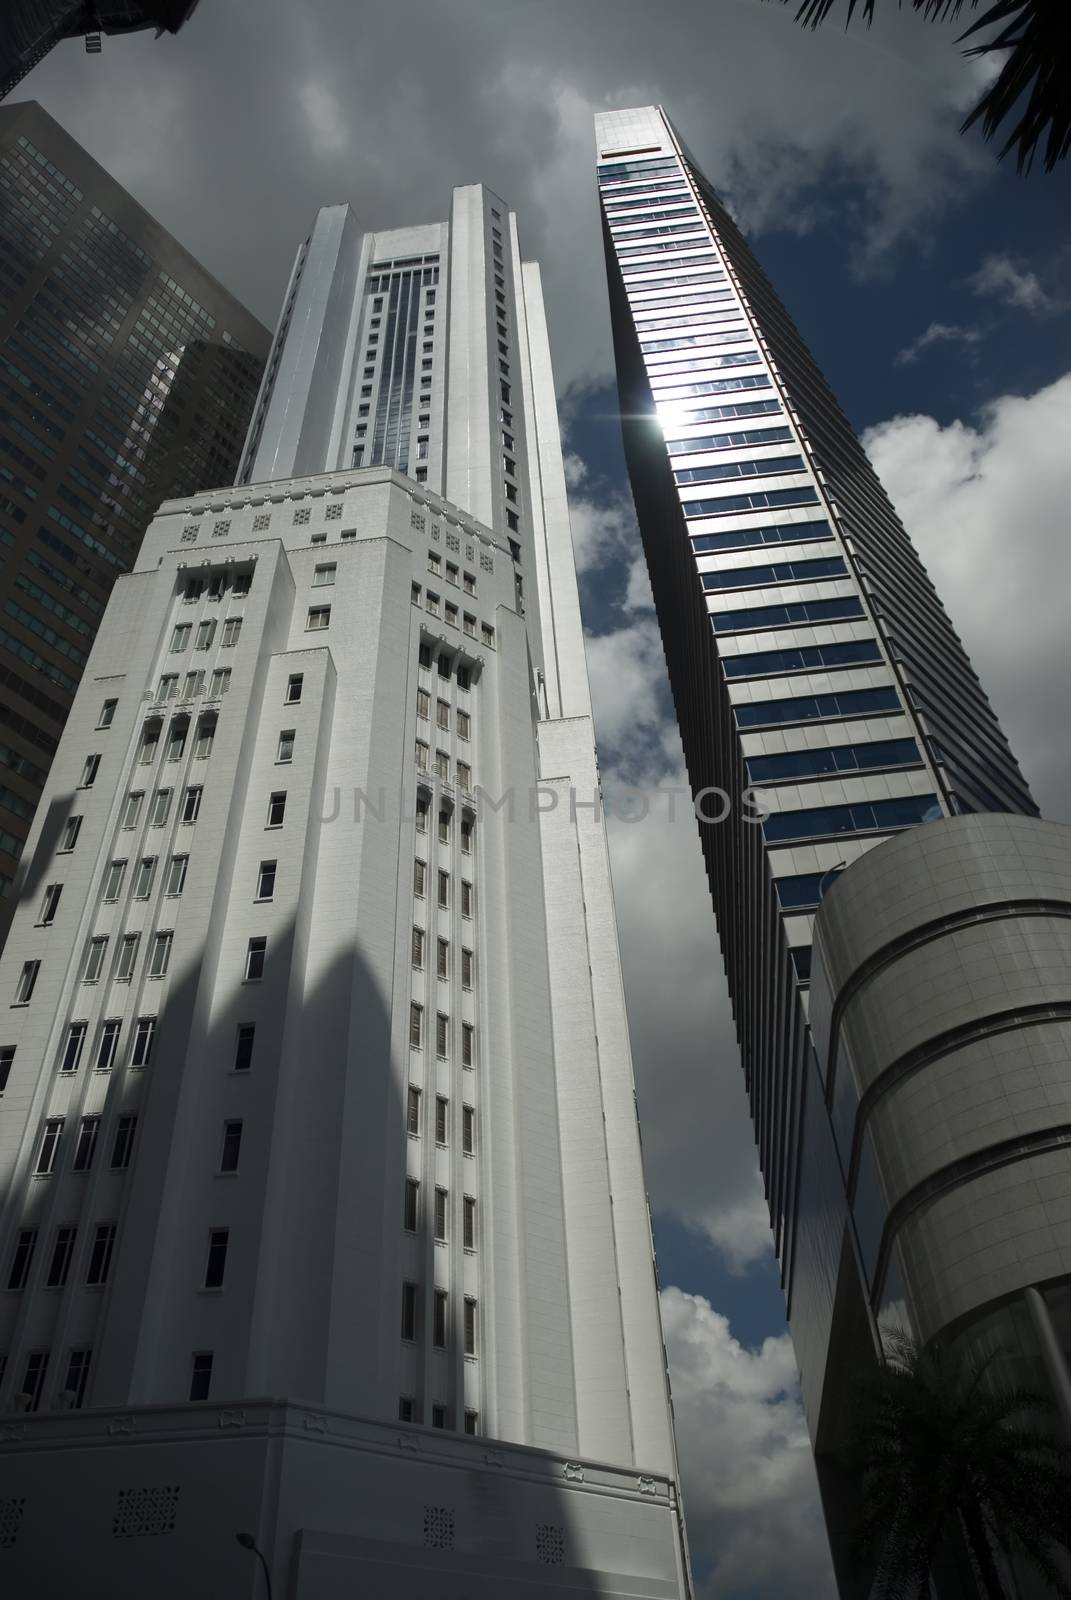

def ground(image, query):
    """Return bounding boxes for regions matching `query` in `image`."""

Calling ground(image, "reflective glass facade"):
[597,106,1042,1588]
[0,102,268,903]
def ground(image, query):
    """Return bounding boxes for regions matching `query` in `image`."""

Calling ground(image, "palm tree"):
[769,1,1071,172]
[848,1331,1071,1598]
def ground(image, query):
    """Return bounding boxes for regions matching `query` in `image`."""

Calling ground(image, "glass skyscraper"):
[597,105,1071,1593]
[0,181,690,1598]
[0,101,269,906]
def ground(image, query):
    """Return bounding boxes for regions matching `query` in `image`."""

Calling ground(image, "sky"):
[16,2,1071,1594]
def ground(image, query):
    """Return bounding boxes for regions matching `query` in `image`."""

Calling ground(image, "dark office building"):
[1,1,199,102]
[0,100,269,903]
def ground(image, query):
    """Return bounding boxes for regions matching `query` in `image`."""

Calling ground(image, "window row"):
[666,425,792,456]
[413,586,495,647]
[400,1283,478,1354]
[28,1112,135,1181]
[181,570,251,603]
[412,859,474,914]
[711,595,865,636]
[683,486,821,521]
[746,737,922,784]
[155,669,231,702]
[416,690,471,737]
[170,616,242,652]
[691,515,830,555]
[403,1179,477,1248]
[4,1344,92,1411]
[405,1087,475,1152]
[761,792,940,843]
[56,1014,155,1075]
[734,685,901,730]
[418,641,472,688]
[722,638,882,681]
[117,783,203,830]
[701,554,846,593]
[411,927,475,985]
[138,718,215,762]
[415,795,473,852]
[408,1004,476,1065]
[426,551,478,595]
[398,1395,479,1433]
[415,744,472,791]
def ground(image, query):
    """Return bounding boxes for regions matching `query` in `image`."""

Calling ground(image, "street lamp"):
[235,1531,273,1600]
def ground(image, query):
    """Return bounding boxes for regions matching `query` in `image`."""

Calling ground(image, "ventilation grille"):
[411,512,426,533]
[446,531,460,552]
[292,507,311,525]
[423,1505,454,1550]
[112,1486,180,1539]
[326,504,342,521]
[212,519,230,538]
[0,1498,25,1549]
[253,513,271,531]
[480,552,494,572]
[536,1522,565,1565]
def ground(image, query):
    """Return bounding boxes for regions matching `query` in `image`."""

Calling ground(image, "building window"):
[462,1105,475,1155]
[436,699,450,731]
[82,936,108,982]
[209,668,230,699]
[165,723,186,762]
[412,926,425,968]
[196,620,216,650]
[457,710,470,741]
[404,1178,419,1232]
[435,1094,448,1145]
[256,860,276,901]
[133,857,156,899]
[307,605,331,630]
[415,739,429,771]
[96,1019,121,1073]
[111,1114,136,1169]
[464,1297,477,1356]
[148,932,172,978]
[461,880,473,918]
[80,753,100,788]
[416,792,429,833]
[461,948,474,989]
[456,761,471,794]
[437,940,450,984]
[438,809,451,845]
[86,1223,116,1286]
[181,786,202,823]
[401,1282,418,1341]
[277,729,295,762]
[63,1347,92,1409]
[419,643,432,669]
[189,1352,213,1402]
[164,855,188,897]
[434,749,449,780]
[436,1012,449,1057]
[35,1117,63,1175]
[204,1229,229,1289]
[399,1396,415,1423]
[59,815,82,852]
[8,1228,36,1289]
[39,883,62,925]
[60,1022,87,1074]
[464,1409,478,1436]
[233,572,252,597]
[150,788,171,826]
[116,934,139,981]
[313,563,336,587]
[433,1289,448,1348]
[47,1224,77,1288]
[98,698,117,728]
[171,623,191,653]
[185,578,205,601]
[426,591,440,618]
[222,618,242,648]
[414,858,426,897]
[437,870,449,909]
[505,509,519,532]
[73,1116,100,1171]
[406,1085,421,1134]
[131,1017,156,1069]
[412,582,422,606]
[481,623,495,649]
[432,1403,447,1429]
[460,816,473,854]
[286,673,303,704]
[20,1352,49,1412]
[462,1022,474,1068]
[14,960,39,1003]
[409,1002,423,1049]
[0,1044,14,1094]
[102,860,126,902]
[434,1186,448,1241]
[267,791,287,827]
[463,1196,476,1250]
[245,938,266,981]
[234,1024,255,1072]
[220,1121,243,1174]
[121,792,144,830]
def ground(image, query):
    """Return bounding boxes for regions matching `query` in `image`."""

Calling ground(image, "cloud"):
[969,252,1065,316]
[894,319,982,364]
[661,1288,836,1598]
[862,373,1071,821]
[20,0,1009,392]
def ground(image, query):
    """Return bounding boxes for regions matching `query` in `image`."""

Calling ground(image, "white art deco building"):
[0,188,691,1599]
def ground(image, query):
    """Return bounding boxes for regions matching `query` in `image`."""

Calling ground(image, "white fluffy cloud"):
[969,253,1065,316]
[661,1288,836,1598]
[894,319,982,365]
[863,373,1071,821]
